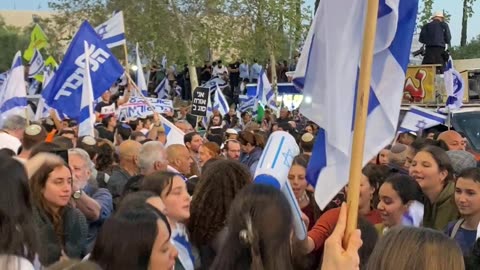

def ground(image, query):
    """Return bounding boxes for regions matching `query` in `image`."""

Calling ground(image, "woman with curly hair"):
[188,159,251,269]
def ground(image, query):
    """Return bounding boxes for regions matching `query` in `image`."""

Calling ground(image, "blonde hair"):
[366,227,464,270]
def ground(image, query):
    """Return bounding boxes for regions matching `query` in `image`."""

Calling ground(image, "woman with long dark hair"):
[30,162,88,266]
[211,184,294,270]
[90,202,177,270]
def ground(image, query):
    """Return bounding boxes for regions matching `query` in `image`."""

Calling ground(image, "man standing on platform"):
[419,11,451,71]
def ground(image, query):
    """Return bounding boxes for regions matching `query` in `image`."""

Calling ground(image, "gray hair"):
[139,141,167,174]
[1,115,27,130]
[69,148,95,172]
[176,119,193,129]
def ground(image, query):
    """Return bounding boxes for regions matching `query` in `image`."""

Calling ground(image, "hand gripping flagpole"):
[344,0,379,247]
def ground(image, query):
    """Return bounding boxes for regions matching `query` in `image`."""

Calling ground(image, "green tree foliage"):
[419,0,434,26]
[451,35,480,59]
[0,16,29,71]
[461,0,477,47]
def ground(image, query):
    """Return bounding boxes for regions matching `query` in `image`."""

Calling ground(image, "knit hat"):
[447,150,477,175]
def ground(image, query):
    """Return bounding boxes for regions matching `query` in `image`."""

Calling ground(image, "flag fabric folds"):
[154,78,170,99]
[95,11,126,48]
[78,41,96,137]
[293,0,419,208]
[135,43,149,96]
[0,51,27,118]
[24,24,48,61]
[159,114,186,147]
[41,21,124,121]
[28,49,45,78]
[214,83,229,116]
[399,106,446,134]
[256,69,278,111]
[239,95,256,112]
[444,56,464,110]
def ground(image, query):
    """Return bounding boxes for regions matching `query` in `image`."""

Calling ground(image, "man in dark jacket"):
[419,11,451,70]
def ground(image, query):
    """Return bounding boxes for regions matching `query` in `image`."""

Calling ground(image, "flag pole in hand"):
[344,0,379,248]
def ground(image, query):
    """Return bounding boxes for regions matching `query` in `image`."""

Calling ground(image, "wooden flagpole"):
[123,43,129,70]
[343,0,380,247]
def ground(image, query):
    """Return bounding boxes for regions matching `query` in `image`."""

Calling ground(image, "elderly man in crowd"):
[68,148,113,251]
[0,114,28,153]
[107,140,142,209]
[122,141,169,197]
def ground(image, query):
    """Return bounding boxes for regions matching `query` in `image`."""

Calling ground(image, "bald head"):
[437,130,465,151]
[119,140,142,162]
[167,144,192,175]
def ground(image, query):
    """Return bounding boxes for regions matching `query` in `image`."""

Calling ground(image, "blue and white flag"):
[399,106,446,134]
[444,56,464,110]
[203,76,228,92]
[0,71,7,91]
[239,94,255,112]
[256,69,278,111]
[161,55,167,68]
[78,41,96,137]
[34,70,56,121]
[154,77,169,99]
[293,0,418,208]
[159,113,186,147]
[28,49,45,78]
[135,43,149,96]
[214,83,229,116]
[202,97,213,128]
[42,21,124,120]
[95,11,126,48]
[0,51,27,118]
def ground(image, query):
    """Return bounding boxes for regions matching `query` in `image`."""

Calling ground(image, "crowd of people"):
[1,87,480,270]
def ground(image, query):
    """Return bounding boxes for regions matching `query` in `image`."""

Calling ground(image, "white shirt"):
[0,132,21,154]
[212,65,228,77]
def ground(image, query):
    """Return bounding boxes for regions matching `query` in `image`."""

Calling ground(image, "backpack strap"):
[450,219,464,239]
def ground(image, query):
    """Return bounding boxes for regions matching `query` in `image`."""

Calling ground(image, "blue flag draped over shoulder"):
[42,21,124,120]
[293,0,419,209]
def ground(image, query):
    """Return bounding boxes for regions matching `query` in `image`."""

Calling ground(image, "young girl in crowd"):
[30,161,88,266]
[409,145,459,230]
[367,227,464,270]
[141,172,194,270]
[188,160,251,269]
[238,131,264,175]
[198,142,221,167]
[446,168,480,256]
[211,184,295,270]
[304,164,384,255]
[0,153,44,269]
[288,155,321,230]
[376,174,422,235]
[90,202,177,270]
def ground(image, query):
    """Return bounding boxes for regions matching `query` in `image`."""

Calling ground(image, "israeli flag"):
[161,55,167,68]
[214,83,229,116]
[171,224,194,270]
[42,21,124,120]
[256,69,278,111]
[135,43,149,96]
[154,77,169,99]
[239,94,255,112]
[202,97,213,128]
[95,11,126,48]
[399,106,446,134]
[0,51,27,118]
[34,70,56,121]
[444,56,464,110]
[159,113,186,147]
[28,49,45,78]
[203,75,228,92]
[293,0,418,208]
[78,41,96,137]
